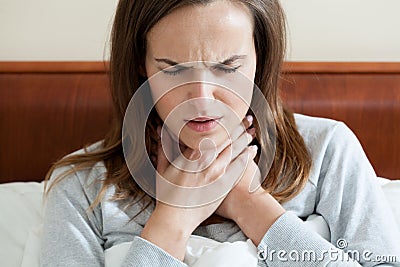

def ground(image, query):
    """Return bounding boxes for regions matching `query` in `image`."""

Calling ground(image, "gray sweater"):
[40,114,400,266]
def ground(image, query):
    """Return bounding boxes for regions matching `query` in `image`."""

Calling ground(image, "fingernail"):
[246,115,253,123]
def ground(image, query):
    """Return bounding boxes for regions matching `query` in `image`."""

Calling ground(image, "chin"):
[180,128,228,152]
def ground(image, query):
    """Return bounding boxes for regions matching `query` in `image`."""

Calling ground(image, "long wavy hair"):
[45,0,311,212]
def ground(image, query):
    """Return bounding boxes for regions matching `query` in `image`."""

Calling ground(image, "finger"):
[244,115,254,129]
[226,115,253,145]
[218,128,255,164]
[167,115,254,175]
[172,145,207,173]
[231,128,256,159]
[216,115,253,154]
[201,146,258,195]
[204,129,256,181]
[203,116,255,178]
[223,145,258,187]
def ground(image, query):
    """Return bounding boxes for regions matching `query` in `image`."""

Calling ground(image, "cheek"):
[154,96,175,121]
[232,97,251,118]
[154,90,186,132]
[219,88,252,118]
[223,66,255,113]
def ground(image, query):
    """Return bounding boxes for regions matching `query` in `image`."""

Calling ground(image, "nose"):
[187,82,215,110]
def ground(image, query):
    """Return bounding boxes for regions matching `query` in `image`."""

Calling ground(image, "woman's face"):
[145,0,257,150]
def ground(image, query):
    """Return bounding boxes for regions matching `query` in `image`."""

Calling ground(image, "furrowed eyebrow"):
[155,58,179,66]
[219,55,247,65]
[154,55,246,67]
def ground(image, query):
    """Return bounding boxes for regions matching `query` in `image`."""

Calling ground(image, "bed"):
[0,61,399,266]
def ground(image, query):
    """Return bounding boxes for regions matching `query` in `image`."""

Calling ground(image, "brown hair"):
[45,0,311,210]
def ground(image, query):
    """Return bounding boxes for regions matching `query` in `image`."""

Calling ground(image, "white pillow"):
[0,182,44,267]
[380,179,400,226]
[104,237,259,267]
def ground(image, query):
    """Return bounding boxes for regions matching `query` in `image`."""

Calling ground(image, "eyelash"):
[162,65,241,76]
[162,69,183,76]
[214,65,241,73]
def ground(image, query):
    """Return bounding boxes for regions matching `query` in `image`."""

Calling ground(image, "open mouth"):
[185,117,221,132]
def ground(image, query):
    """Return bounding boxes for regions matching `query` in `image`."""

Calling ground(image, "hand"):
[215,156,262,219]
[216,154,286,246]
[141,116,256,259]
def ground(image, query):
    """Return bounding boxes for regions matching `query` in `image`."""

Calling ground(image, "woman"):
[40,0,400,266]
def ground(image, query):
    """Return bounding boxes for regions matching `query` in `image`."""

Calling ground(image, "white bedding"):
[0,178,399,267]
[104,215,330,267]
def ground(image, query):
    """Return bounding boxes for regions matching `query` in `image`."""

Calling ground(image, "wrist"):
[233,192,285,246]
[141,206,193,260]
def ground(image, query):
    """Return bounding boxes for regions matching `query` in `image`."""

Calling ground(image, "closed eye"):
[161,66,189,76]
[212,64,241,74]
[161,68,183,76]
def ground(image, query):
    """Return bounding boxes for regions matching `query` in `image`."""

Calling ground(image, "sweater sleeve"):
[40,167,187,267]
[255,122,400,266]
[315,122,400,265]
[121,237,187,266]
[40,167,105,267]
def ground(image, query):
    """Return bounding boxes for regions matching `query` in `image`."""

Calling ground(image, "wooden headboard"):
[0,62,399,183]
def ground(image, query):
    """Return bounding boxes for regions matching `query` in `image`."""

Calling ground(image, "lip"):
[184,116,222,133]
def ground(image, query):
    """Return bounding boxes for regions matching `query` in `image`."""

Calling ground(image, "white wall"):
[281,0,400,61]
[0,0,399,61]
[0,0,117,61]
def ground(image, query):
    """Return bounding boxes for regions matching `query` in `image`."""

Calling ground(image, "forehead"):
[146,1,254,62]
